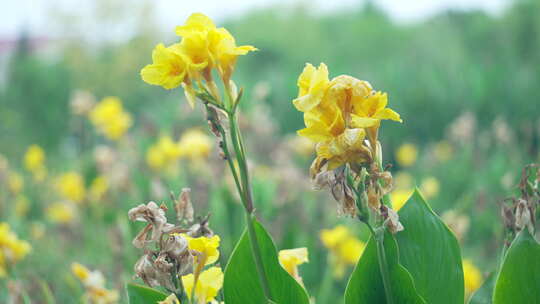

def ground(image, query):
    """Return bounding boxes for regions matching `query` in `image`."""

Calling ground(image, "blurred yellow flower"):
[463,259,482,297]
[337,237,365,265]
[56,172,86,203]
[46,202,76,224]
[89,176,109,202]
[279,247,308,283]
[183,234,220,266]
[71,262,119,304]
[433,140,454,162]
[420,176,440,199]
[394,171,414,190]
[178,129,213,160]
[7,172,24,195]
[89,97,132,141]
[24,145,47,181]
[0,222,31,277]
[14,195,30,217]
[320,225,350,250]
[146,135,182,171]
[395,143,418,167]
[390,189,413,211]
[182,266,224,304]
[320,225,365,278]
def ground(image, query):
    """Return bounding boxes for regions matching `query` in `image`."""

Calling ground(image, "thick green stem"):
[223,109,273,300]
[245,212,273,299]
[375,230,394,304]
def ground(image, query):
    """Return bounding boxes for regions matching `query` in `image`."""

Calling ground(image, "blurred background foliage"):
[1,0,540,302]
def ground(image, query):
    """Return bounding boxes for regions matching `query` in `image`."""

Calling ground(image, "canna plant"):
[128,11,540,304]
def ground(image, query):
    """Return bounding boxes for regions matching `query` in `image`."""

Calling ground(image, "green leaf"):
[469,272,496,304]
[493,229,540,303]
[126,283,168,304]
[223,218,310,304]
[395,189,464,304]
[344,231,426,303]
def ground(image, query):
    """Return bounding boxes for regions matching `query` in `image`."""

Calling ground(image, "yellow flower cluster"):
[141,13,256,106]
[293,63,401,174]
[181,234,224,304]
[320,225,365,278]
[89,97,132,141]
[278,247,309,284]
[71,262,119,304]
[56,172,86,203]
[463,259,482,298]
[146,130,213,171]
[24,144,47,181]
[0,223,31,277]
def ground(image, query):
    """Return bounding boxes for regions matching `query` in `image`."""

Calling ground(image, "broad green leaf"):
[395,189,464,304]
[223,218,310,304]
[468,272,495,304]
[493,229,540,303]
[126,283,167,304]
[344,231,426,304]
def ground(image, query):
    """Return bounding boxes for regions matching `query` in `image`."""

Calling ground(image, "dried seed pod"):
[175,188,195,223]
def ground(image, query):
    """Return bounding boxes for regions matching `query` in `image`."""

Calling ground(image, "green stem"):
[224,108,273,300]
[375,230,394,304]
[317,256,334,303]
[245,212,273,299]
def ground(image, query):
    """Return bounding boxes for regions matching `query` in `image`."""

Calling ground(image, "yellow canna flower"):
[141,43,192,90]
[293,63,330,112]
[463,259,482,297]
[320,225,365,279]
[72,262,119,304]
[56,172,86,203]
[182,266,224,304]
[350,91,402,129]
[89,97,132,141]
[178,129,213,160]
[420,177,440,199]
[0,222,31,274]
[395,143,418,167]
[7,172,24,195]
[72,262,91,281]
[159,294,181,304]
[390,189,413,211]
[46,202,77,224]
[320,225,350,250]
[89,176,109,202]
[278,247,309,283]
[175,13,257,84]
[24,145,47,181]
[183,234,220,266]
[337,238,365,265]
[294,63,401,174]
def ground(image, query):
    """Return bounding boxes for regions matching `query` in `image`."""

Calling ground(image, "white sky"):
[1,0,511,38]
